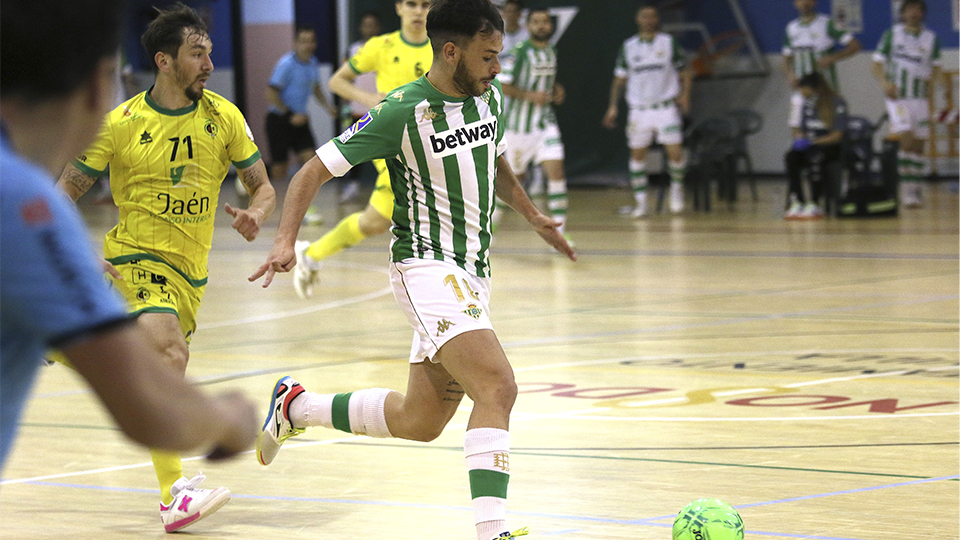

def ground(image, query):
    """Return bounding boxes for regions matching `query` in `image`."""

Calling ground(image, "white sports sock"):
[465,428,511,540]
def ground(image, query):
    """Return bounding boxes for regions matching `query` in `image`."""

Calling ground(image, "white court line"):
[0,408,605,486]
[0,435,358,486]
[199,286,392,329]
[199,261,391,330]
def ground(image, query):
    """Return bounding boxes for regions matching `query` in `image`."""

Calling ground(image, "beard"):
[174,63,205,102]
[452,58,487,97]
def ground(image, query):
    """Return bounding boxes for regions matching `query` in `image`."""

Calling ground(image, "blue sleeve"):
[269,56,291,90]
[0,175,128,347]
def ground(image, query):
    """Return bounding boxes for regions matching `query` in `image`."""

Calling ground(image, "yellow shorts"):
[369,159,394,220]
[110,258,205,343]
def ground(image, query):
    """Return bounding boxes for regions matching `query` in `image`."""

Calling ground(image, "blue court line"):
[16,474,957,540]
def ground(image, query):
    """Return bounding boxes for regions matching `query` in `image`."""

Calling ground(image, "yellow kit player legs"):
[294,0,433,299]
[57,4,275,534]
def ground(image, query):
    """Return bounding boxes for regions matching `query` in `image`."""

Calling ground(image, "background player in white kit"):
[498,7,570,239]
[603,4,692,217]
[250,1,575,539]
[782,0,860,134]
[871,0,941,208]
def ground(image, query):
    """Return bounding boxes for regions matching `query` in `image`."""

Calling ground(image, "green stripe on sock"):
[331,392,353,433]
[468,469,510,499]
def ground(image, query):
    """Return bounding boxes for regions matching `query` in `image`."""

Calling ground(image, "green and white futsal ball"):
[672,498,744,540]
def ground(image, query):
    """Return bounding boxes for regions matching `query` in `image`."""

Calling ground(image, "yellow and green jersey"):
[73,88,261,285]
[349,30,432,95]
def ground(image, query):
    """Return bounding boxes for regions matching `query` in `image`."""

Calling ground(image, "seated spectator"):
[785,72,848,220]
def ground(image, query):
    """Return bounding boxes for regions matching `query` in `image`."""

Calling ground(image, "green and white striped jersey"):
[874,24,942,99]
[614,33,686,108]
[782,14,853,89]
[501,39,558,133]
[316,76,506,278]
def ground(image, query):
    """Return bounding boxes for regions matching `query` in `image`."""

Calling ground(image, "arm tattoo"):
[63,167,97,196]
[239,165,266,193]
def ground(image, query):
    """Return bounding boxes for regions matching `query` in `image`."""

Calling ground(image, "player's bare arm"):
[249,156,334,286]
[494,155,576,261]
[782,55,798,88]
[329,62,385,110]
[501,82,550,106]
[57,162,99,202]
[57,163,124,279]
[225,159,276,241]
[603,76,626,129]
[817,38,861,69]
[63,321,258,456]
[871,60,897,99]
[676,65,694,114]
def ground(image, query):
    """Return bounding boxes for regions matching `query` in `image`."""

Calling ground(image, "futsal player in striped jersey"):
[251,1,574,538]
[498,7,571,241]
[872,0,942,208]
[603,4,692,217]
[57,3,275,532]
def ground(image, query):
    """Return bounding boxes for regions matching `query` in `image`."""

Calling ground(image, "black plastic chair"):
[685,116,740,211]
[724,109,763,202]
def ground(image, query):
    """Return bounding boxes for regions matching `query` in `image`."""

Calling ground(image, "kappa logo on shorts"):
[462,303,483,320]
[437,318,456,336]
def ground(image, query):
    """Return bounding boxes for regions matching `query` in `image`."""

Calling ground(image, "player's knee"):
[159,339,189,374]
[474,373,518,413]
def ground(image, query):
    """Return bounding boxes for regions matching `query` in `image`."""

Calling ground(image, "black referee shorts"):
[265,111,316,164]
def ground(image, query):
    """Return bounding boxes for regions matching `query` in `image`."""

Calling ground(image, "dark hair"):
[295,25,316,38]
[140,2,208,74]
[1,0,127,100]
[798,71,841,128]
[527,6,550,21]
[360,10,383,24]
[504,0,523,7]
[899,0,926,15]
[427,0,504,54]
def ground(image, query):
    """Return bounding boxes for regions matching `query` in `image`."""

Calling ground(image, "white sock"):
[289,388,393,438]
[465,428,511,540]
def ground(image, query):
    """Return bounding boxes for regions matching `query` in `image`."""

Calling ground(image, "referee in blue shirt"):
[265,26,336,182]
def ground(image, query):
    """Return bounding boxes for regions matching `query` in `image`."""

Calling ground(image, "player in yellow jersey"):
[56,4,275,533]
[291,0,433,299]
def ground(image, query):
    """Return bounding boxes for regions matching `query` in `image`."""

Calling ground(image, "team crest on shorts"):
[136,287,151,302]
[462,303,483,320]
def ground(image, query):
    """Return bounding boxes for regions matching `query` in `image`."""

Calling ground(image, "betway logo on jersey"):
[429,117,497,159]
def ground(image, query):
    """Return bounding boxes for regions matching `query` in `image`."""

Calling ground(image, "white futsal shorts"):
[390,259,494,364]
[885,98,930,138]
[627,103,683,149]
[504,121,565,174]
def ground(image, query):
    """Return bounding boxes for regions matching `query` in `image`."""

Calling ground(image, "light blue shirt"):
[0,125,129,470]
[269,52,320,115]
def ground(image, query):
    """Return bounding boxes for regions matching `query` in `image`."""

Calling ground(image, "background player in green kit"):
[872,0,942,208]
[498,7,571,240]
[57,3,275,533]
[250,1,574,538]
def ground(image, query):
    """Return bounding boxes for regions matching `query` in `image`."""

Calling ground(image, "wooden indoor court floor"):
[1,179,957,539]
